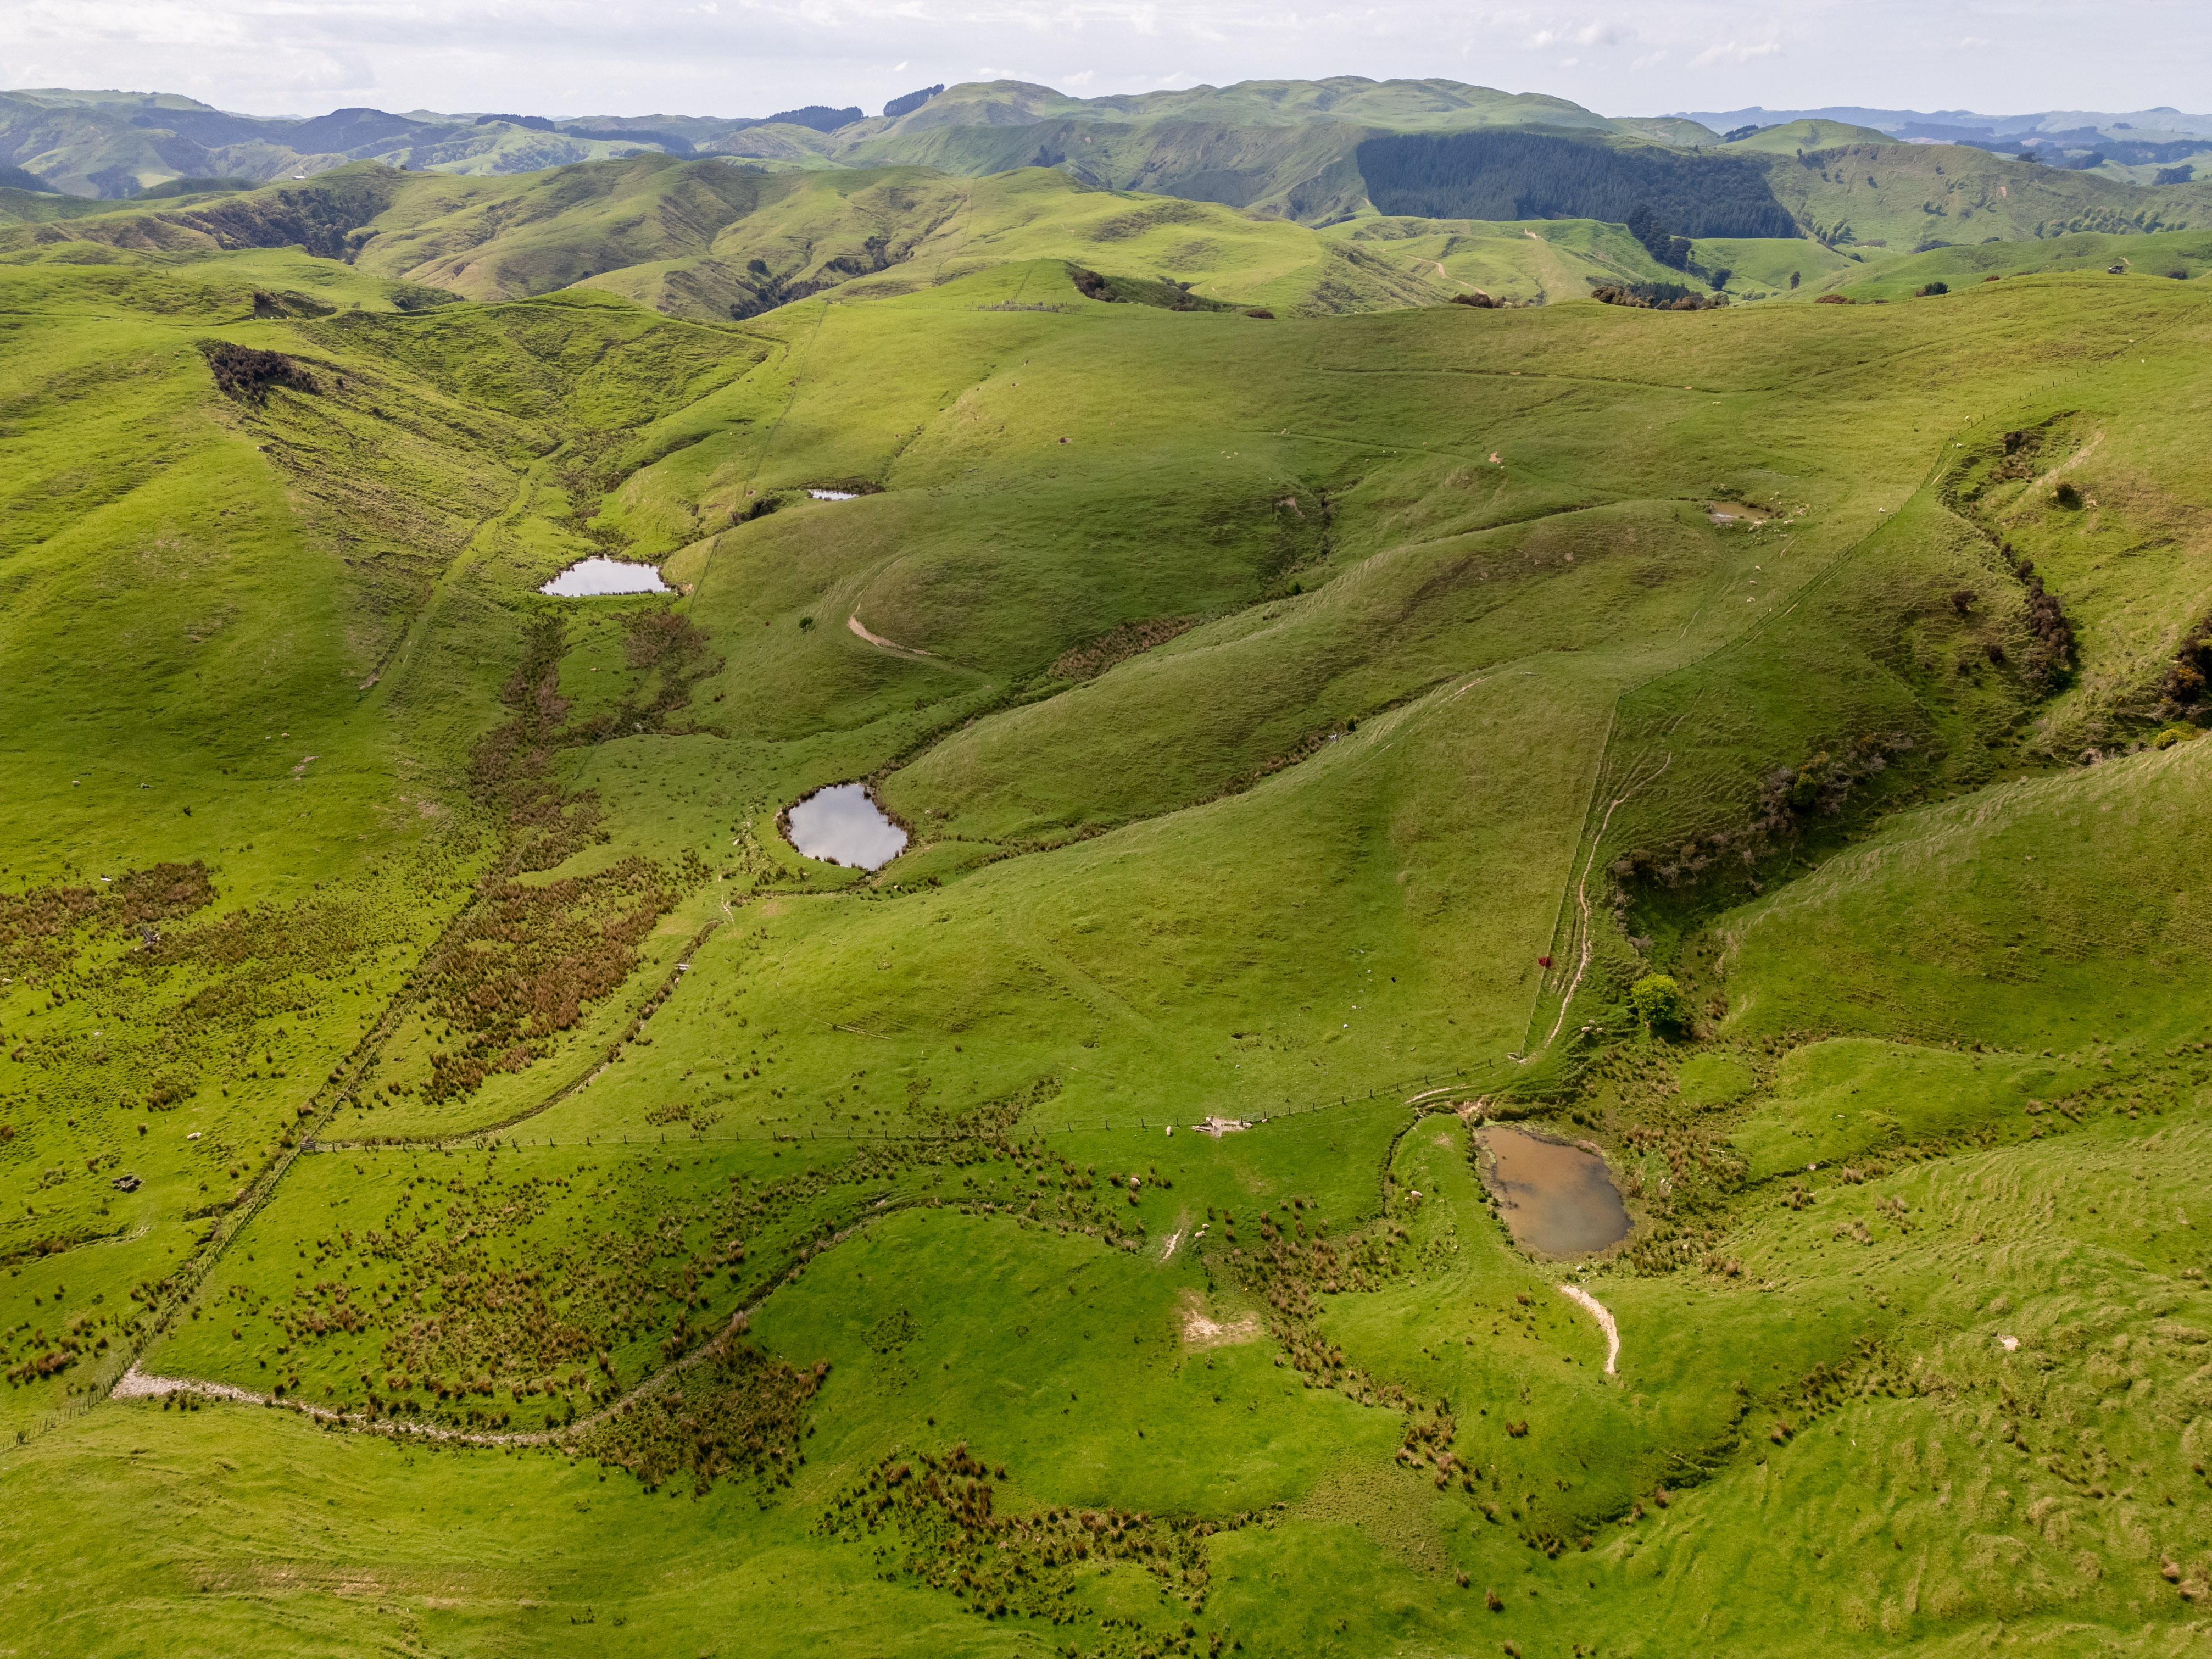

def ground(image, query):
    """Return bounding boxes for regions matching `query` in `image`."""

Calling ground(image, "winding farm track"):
[1535,747,1671,1057]
[1557,1283,1620,1374]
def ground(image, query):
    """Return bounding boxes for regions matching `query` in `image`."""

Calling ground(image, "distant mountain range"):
[1681,105,2212,170]
[0,85,907,199]
[1679,104,2212,140]
[7,77,2210,220]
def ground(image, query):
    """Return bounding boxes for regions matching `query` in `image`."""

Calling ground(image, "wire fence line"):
[302,1057,1527,1156]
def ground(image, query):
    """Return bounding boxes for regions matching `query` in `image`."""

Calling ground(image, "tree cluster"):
[1590,282,1727,310]
[1625,204,1691,270]
[1356,131,1797,238]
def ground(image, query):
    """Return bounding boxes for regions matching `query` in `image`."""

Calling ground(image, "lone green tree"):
[1630,972,1689,1035]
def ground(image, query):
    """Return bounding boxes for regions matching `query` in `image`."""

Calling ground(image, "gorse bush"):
[200,342,320,404]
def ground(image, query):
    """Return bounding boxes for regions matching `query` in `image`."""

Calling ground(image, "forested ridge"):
[1357,130,1799,237]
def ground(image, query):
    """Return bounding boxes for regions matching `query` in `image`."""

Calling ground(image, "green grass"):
[1756,138,2211,255]
[0,159,1454,324]
[1830,229,2212,299]
[4,226,2212,1656]
[1717,739,2212,1051]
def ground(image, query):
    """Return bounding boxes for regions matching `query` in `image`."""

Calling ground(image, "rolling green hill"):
[0,151,1892,320]
[825,79,1636,227]
[1720,118,1897,153]
[1824,228,2212,298]
[0,159,1452,319]
[0,87,843,200]
[0,77,1637,205]
[850,76,1623,139]
[1761,137,2210,250]
[2,146,2211,1659]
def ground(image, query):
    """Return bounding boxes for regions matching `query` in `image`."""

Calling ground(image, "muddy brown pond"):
[1478,1126,1630,1256]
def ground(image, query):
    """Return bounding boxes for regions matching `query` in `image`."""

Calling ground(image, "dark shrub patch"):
[200,342,320,404]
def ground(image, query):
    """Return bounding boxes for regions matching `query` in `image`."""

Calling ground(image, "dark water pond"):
[540,558,669,596]
[1479,1126,1630,1256]
[787,783,907,870]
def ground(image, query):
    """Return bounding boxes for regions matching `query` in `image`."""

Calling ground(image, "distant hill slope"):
[838,118,1383,223]
[17,143,2192,321]
[1821,227,2212,298]
[1760,138,2210,249]
[849,76,1618,139]
[0,183,117,226]
[9,76,2209,251]
[0,157,1449,319]
[0,77,1628,201]
[0,88,846,198]
[1719,119,1896,153]
[1680,102,2212,141]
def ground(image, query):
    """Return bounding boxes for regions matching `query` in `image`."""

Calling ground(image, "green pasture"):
[2,224,2210,1656]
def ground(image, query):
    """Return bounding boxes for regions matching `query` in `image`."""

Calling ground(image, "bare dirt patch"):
[847,614,932,655]
[1557,1283,1620,1373]
[1178,1289,1261,1348]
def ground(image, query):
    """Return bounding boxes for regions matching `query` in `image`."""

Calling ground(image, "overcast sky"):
[2,0,2205,122]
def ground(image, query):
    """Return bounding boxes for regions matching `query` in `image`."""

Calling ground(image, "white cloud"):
[1529,21,1623,50]
[1062,69,1095,86]
[1689,38,1783,68]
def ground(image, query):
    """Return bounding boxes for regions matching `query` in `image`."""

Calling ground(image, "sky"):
[1,0,2205,122]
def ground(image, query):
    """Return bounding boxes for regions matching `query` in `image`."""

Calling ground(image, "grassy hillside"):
[0,90,742,198]
[0,77,1646,208]
[855,77,1620,140]
[841,118,1383,224]
[1,231,2209,1659]
[1326,215,1858,304]
[1761,138,2212,250]
[16,76,2209,274]
[1824,228,2212,297]
[0,159,1453,320]
[1723,118,1897,153]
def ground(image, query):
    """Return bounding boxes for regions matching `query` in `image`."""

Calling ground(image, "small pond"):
[540,558,670,596]
[1478,1126,1630,1256]
[786,782,907,870]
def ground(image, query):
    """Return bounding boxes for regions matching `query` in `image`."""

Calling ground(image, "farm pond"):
[1477,1126,1630,1256]
[786,783,907,870]
[539,558,669,595]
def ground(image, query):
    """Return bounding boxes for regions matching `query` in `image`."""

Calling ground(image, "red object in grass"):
[1537,955,1553,967]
